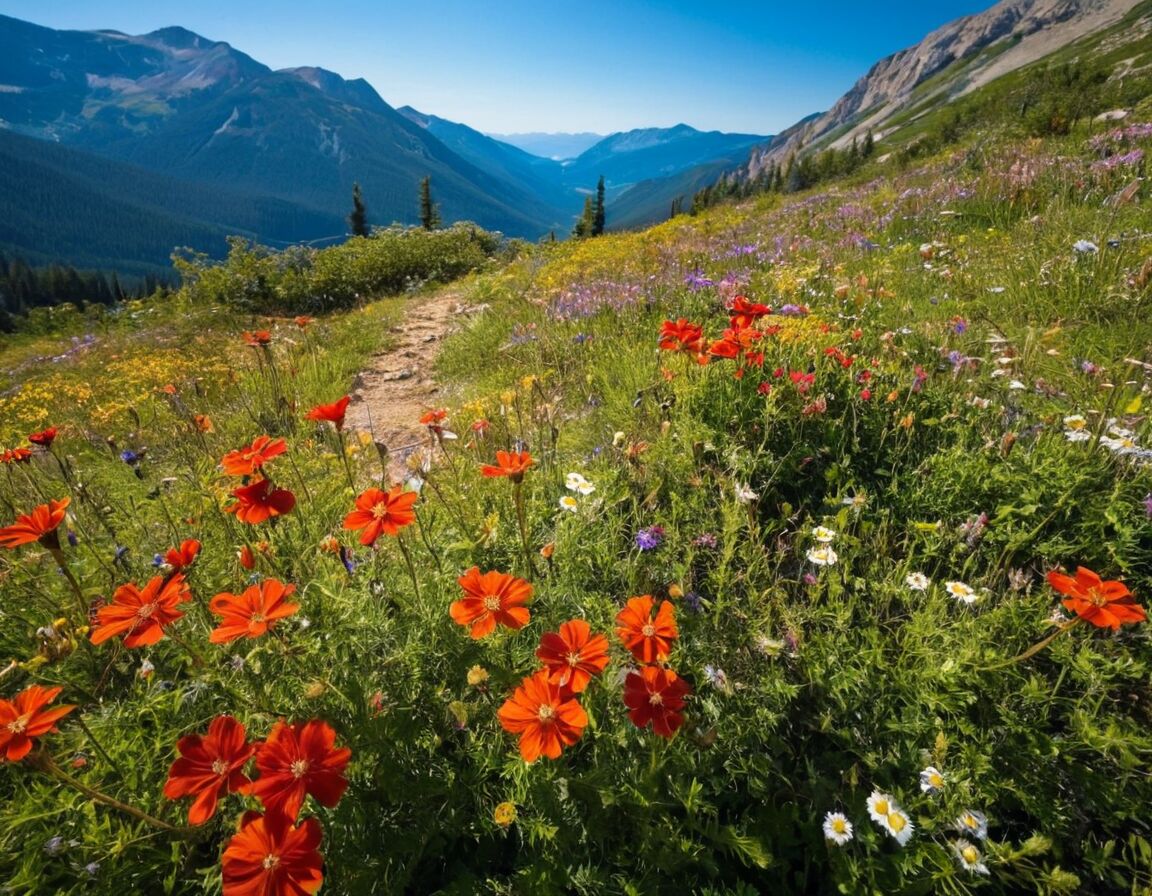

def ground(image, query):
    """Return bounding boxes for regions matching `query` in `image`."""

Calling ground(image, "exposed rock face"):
[747,0,1144,176]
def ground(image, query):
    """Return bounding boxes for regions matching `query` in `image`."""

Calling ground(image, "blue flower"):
[635,526,665,550]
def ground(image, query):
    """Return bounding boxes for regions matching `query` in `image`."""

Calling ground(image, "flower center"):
[371,501,389,520]
[137,602,157,619]
[250,613,266,624]
[536,705,555,721]
[483,595,501,612]
[963,815,977,829]
[641,624,656,637]
[887,812,906,833]
[874,799,889,816]
[290,759,310,779]
[211,759,229,775]
[832,819,846,833]
[1087,587,1108,607]
[565,651,582,668]
[961,846,979,863]
[262,854,280,871]
[7,715,30,734]
[648,693,663,706]
[929,773,943,787]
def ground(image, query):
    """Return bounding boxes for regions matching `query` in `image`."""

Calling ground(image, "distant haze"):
[489,133,605,161]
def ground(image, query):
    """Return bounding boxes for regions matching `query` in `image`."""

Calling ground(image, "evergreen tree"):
[862,129,875,158]
[419,176,441,231]
[573,196,595,238]
[592,176,606,236]
[348,182,370,237]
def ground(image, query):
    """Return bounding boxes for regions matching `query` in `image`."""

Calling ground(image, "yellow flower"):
[467,665,489,687]
[493,802,517,827]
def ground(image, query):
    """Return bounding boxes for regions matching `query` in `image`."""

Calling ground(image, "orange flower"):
[0,498,70,550]
[163,539,201,574]
[293,316,314,329]
[90,574,191,648]
[304,396,351,432]
[659,318,705,354]
[238,545,256,569]
[226,480,296,525]
[210,580,300,643]
[497,669,588,762]
[535,619,609,693]
[250,720,351,820]
[193,414,214,433]
[221,435,288,477]
[342,486,418,546]
[480,450,534,483]
[163,715,256,825]
[623,666,691,737]
[242,330,273,347]
[450,567,532,639]
[727,295,772,329]
[419,408,448,426]
[221,812,324,896]
[1,447,33,464]
[28,426,58,447]
[615,595,678,664]
[1047,566,1146,629]
[0,684,75,762]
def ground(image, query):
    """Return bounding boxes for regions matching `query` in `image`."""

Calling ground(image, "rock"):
[1094,109,1129,122]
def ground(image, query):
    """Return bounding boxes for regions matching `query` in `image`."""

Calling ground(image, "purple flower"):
[802,572,818,585]
[635,526,665,550]
[684,269,715,290]
[66,530,78,548]
[684,591,704,614]
[119,449,138,465]
[692,532,718,549]
[339,546,357,574]
[952,318,968,334]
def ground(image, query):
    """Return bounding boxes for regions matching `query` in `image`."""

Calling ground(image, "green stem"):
[513,481,537,581]
[49,548,89,620]
[396,531,421,602]
[72,715,127,786]
[985,617,1083,670]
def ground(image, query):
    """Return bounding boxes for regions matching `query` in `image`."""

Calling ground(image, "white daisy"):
[1062,415,1087,431]
[1064,430,1091,442]
[880,808,915,846]
[558,495,579,513]
[906,572,930,591]
[866,791,893,824]
[953,839,990,874]
[919,766,945,794]
[945,581,978,604]
[565,472,588,491]
[955,809,988,840]
[806,546,838,566]
[822,812,853,846]
[811,525,837,543]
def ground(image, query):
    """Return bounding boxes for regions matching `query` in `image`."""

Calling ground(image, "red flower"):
[0,498,70,550]
[227,480,296,525]
[659,319,705,354]
[535,619,609,692]
[480,450,534,483]
[90,574,191,648]
[238,545,256,570]
[342,486,418,546]
[221,812,324,896]
[28,426,58,447]
[1,448,33,464]
[497,669,588,762]
[221,435,288,477]
[450,567,532,639]
[0,684,75,762]
[250,720,351,820]
[304,396,351,432]
[623,666,691,737]
[727,295,772,329]
[1047,566,1146,630]
[163,715,256,824]
[163,538,201,573]
[419,408,448,426]
[242,330,273,347]
[615,595,678,664]
[293,316,314,329]
[210,580,300,643]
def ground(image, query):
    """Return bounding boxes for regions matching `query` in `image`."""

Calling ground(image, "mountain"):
[745,0,1145,175]
[487,132,605,160]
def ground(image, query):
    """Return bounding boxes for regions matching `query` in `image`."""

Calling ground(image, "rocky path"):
[344,288,474,483]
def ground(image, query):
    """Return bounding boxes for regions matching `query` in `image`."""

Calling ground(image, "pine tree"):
[862,129,875,158]
[573,196,595,238]
[348,182,370,237]
[592,176,606,236]
[419,176,441,231]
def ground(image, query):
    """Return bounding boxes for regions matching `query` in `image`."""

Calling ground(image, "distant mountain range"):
[488,132,605,161]
[0,13,770,273]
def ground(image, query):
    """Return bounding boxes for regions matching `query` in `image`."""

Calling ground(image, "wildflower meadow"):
[1,117,1151,895]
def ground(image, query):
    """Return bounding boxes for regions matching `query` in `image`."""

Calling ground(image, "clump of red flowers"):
[615,595,691,737]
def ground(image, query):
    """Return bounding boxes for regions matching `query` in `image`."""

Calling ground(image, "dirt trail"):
[345,288,477,483]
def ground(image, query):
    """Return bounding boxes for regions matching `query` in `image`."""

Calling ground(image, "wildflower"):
[881,808,915,845]
[193,414,214,433]
[734,483,758,504]
[162,539,201,574]
[28,426,58,447]
[919,766,945,794]
[90,574,191,648]
[1046,566,1145,629]
[480,450,534,483]
[806,546,838,566]
[497,669,588,762]
[250,720,351,820]
[342,486,418,546]
[535,619,609,693]
[822,812,854,846]
[727,295,772,328]
[1,447,32,464]
[238,545,256,570]
[0,498,71,550]
[293,315,314,328]
[565,472,595,495]
[304,396,351,432]
[1063,414,1088,431]
[906,572,930,591]
[162,715,256,825]
[616,595,678,664]
[945,581,978,604]
[0,685,75,762]
[1072,240,1098,254]
[692,532,718,549]
[493,801,517,827]
[635,526,665,550]
[210,580,300,643]
[221,812,323,896]
[659,318,705,354]
[811,525,836,543]
[866,791,894,823]
[226,479,297,525]
[622,666,691,737]
[955,809,988,840]
[467,666,489,687]
[43,836,66,855]
[703,664,729,691]
[953,839,990,874]
[684,591,704,613]
[450,567,532,639]
[220,435,288,477]
[241,330,273,347]
[558,495,579,513]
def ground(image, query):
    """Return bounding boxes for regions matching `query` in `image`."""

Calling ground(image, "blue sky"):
[2,1,989,134]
